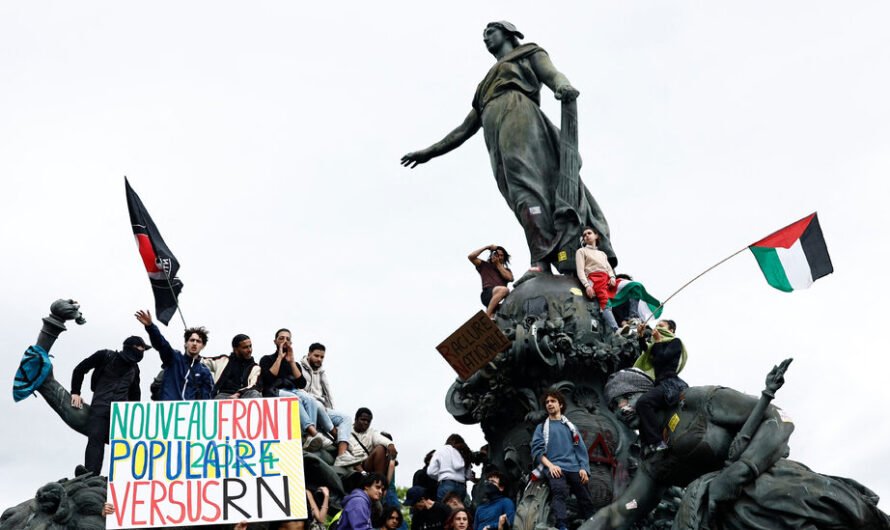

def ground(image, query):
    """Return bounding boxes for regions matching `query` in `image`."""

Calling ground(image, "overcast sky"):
[2,0,889,514]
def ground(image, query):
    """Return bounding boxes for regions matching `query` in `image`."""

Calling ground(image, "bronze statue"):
[0,475,109,530]
[585,363,890,529]
[402,21,615,274]
[445,274,642,528]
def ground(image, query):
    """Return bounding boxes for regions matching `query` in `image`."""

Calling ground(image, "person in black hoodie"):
[204,334,261,399]
[70,335,148,474]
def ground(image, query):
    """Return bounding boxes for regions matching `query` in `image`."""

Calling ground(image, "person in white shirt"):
[427,434,475,502]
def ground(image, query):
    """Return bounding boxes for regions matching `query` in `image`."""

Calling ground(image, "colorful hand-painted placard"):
[106,397,307,528]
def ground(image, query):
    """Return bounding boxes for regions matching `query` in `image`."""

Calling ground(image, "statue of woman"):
[585,367,890,529]
[402,21,616,274]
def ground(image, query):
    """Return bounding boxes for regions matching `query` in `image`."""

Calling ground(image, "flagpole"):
[644,246,749,325]
[161,266,188,329]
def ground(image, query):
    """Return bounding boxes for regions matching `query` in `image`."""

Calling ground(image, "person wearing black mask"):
[70,335,148,474]
[473,470,514,530]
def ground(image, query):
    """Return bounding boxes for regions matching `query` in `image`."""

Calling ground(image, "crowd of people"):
[57,223,684,530]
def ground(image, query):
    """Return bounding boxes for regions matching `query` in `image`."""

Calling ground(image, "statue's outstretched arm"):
[401,108,481,168]
[582,470,665,530]
[529,52,579,102]
[705,388,794,507]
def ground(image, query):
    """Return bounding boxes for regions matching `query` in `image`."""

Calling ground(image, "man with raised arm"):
[135,309,213,400]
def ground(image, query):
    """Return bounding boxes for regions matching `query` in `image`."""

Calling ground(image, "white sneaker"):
[303,433,325,452]
[334,453,362,467]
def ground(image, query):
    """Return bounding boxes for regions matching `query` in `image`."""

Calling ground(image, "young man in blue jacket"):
[530,390,595,530]
[135,309,213,400]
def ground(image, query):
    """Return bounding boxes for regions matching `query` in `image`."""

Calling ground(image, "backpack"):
[150,369,166,401]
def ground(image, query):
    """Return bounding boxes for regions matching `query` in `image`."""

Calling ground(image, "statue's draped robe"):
[473,43,616,266]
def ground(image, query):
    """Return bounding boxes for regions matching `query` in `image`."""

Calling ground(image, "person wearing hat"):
[70,334,149,474]
[402,21,616,277]
[404,485,451,530]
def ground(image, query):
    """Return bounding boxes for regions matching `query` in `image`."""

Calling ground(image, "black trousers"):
[637,377,688,446]
[547,470,595,527]
[85,406,110,474]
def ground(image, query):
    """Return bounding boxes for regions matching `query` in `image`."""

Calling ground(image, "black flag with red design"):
[125,178,183,325]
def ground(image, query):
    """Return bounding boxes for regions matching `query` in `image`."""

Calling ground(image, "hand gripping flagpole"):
[643,246,749,325]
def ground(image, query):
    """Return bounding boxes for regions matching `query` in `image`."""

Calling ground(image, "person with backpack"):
[69,335,148,474]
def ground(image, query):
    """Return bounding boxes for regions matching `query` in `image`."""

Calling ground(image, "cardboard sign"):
[437,311,511,380]
[106,397,307,528]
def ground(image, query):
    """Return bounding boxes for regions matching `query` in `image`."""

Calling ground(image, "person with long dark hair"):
[427,434,474,502]
[379,505,404,530]
[468,244,513,318]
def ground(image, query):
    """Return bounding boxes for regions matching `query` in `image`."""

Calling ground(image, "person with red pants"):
[575,227,619,331]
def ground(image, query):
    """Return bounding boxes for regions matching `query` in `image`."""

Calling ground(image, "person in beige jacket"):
[575,227,619,331]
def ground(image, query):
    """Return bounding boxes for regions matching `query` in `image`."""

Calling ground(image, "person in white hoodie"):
[427,434,475,502]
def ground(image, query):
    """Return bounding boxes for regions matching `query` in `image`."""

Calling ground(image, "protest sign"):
[106,397,307,528]
[436,311,511,380]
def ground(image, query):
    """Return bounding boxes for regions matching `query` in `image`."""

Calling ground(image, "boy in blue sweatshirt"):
[530,390,595,530]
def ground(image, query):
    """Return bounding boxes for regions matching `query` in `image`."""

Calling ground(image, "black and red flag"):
[125,178,183,325]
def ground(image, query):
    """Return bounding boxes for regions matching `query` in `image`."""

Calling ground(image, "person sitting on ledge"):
[575,227,619,331]
[203,333,262,399]
[632,319,688,457]
[259,328,336,452]
[469,244,514,319]
[334,407,398,477]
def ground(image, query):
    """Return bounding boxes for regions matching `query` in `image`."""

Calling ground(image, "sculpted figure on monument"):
[402,21,615,274]
[585,363,890,529]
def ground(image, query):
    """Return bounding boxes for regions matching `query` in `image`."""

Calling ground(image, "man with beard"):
[204,333,261,399]
[300,342,351,456]
[70,335,148,474]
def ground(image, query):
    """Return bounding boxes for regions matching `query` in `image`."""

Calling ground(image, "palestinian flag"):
[125,178,183,325]
[748,213,833,292]
[608,281,663,319]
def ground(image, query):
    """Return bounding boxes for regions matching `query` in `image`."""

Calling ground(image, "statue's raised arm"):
[400,21,616,272]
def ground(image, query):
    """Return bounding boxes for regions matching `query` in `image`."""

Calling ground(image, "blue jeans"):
[317,407,350,444]
[277,389,347,443]
[436,479,467,502]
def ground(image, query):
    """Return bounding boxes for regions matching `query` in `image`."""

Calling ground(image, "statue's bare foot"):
[514,263,552,287]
